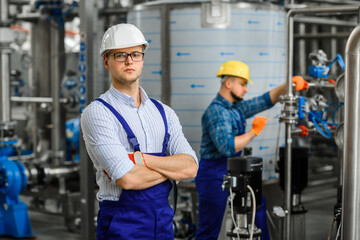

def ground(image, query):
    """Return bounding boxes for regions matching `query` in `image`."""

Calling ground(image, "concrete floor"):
[0,180,338,240]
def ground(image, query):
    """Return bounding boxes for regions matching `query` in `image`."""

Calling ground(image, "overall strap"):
[150,99,170,154]
[95,98,140,152]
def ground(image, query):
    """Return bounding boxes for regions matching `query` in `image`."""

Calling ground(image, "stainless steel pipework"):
[0,0,16,140]
[11,96,70,104]
[343,22,360,240]
[284,5,359,240]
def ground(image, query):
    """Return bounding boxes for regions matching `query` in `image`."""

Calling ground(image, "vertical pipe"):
[0,0,9,23]
[161,5,171,105]
[31,19,51,157]
[0,0,12,124]
[284,11,294,240]
[310,25,319,52]
[298,23,306,75]
[343,23,360,240]
[0,50,11,123]
[50,23,66,164]
[79,0,95,239]
[330,23,337,75]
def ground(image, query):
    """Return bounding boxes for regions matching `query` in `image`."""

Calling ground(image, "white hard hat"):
[99,23,149,56]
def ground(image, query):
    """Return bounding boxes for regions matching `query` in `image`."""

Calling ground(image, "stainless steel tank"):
[128,0,286,180]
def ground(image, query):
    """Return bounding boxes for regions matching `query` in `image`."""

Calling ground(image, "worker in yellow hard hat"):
[81,23,198,239]
[195,60,286,240]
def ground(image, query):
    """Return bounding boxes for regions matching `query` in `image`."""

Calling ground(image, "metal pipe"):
[284,11,294,240]
[44,165,80,180]
[50,22,66,165]
[161,5,171,105]
[31,18,51,159]
[11,96,69,104]
[343,23,360,240]
[294,32,349,39]
[0,50,11,123]
[330,23,338,77]
[15,12,41,21]
[294,16,357,27]
[291,127,317,136]
[0,0,12,124]
[285,5,360,240]
[307,82,336,88]
[9,0,30,5]
[298,23,306,75]
[79,0,95,239]
[0,0,9,23]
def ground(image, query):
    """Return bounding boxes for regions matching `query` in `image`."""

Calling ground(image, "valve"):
[308,50,345,78]
[298,125,309,137]
[292,76,309,91]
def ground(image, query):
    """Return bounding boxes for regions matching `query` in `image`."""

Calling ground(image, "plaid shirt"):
[200,92,273,159]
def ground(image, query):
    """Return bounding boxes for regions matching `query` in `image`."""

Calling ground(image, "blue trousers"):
[97,180,174,240]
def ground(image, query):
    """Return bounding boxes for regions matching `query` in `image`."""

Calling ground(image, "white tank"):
[128,1,286,180]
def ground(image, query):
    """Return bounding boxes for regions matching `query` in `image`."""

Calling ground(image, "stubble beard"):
[230,91,243,102]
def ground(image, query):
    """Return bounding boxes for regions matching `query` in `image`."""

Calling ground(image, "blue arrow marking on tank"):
[79,74,86,83]
[259,146,269,150]
[79,85,86,94]
[79,95,86,105]
[152,70,162,75]
[79,53,86,62]
[79,64,86,73]
[248,20,259,24]
[80,42,86,51]
[170,21,176,24]
[220,52,234,56]
[177,52,190,56]
[269,83,277,87]
[190,84,205,88]
[259,52,269,56]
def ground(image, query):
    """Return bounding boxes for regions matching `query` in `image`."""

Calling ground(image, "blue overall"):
[95,98,174,240]
[196,103,270,240]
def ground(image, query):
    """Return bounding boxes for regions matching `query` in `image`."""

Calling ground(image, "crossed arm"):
[116,154,198,190]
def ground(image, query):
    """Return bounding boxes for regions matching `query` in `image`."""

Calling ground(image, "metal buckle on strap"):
[163,133,170,148]
[128,136,139,149]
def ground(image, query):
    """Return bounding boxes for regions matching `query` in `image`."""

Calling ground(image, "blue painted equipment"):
[308,65,329,78]
[65,117,80,162]
[308,111,332,139]
[298,96,306,120]
[0,155,33,238]
[308,52,345,78]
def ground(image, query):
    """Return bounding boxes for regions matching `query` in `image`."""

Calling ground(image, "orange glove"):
[128,151,147,166]
[292,76,309,91]
[251,116,268,135]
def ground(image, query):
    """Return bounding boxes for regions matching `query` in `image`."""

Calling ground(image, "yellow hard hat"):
[216,60,253,85]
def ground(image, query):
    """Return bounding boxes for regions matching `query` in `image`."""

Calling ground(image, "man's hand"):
[128,151,147,166]
[251,116,268,135]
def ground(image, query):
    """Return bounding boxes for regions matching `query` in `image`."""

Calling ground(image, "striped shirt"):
[200,92,273,159]
[81,85,198,201]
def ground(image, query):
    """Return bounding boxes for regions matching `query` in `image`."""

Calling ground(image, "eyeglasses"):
[107,52,145,62]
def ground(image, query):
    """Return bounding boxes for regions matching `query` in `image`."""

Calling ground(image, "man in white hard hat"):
[81,23,198,239]
[195,61,286,240]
